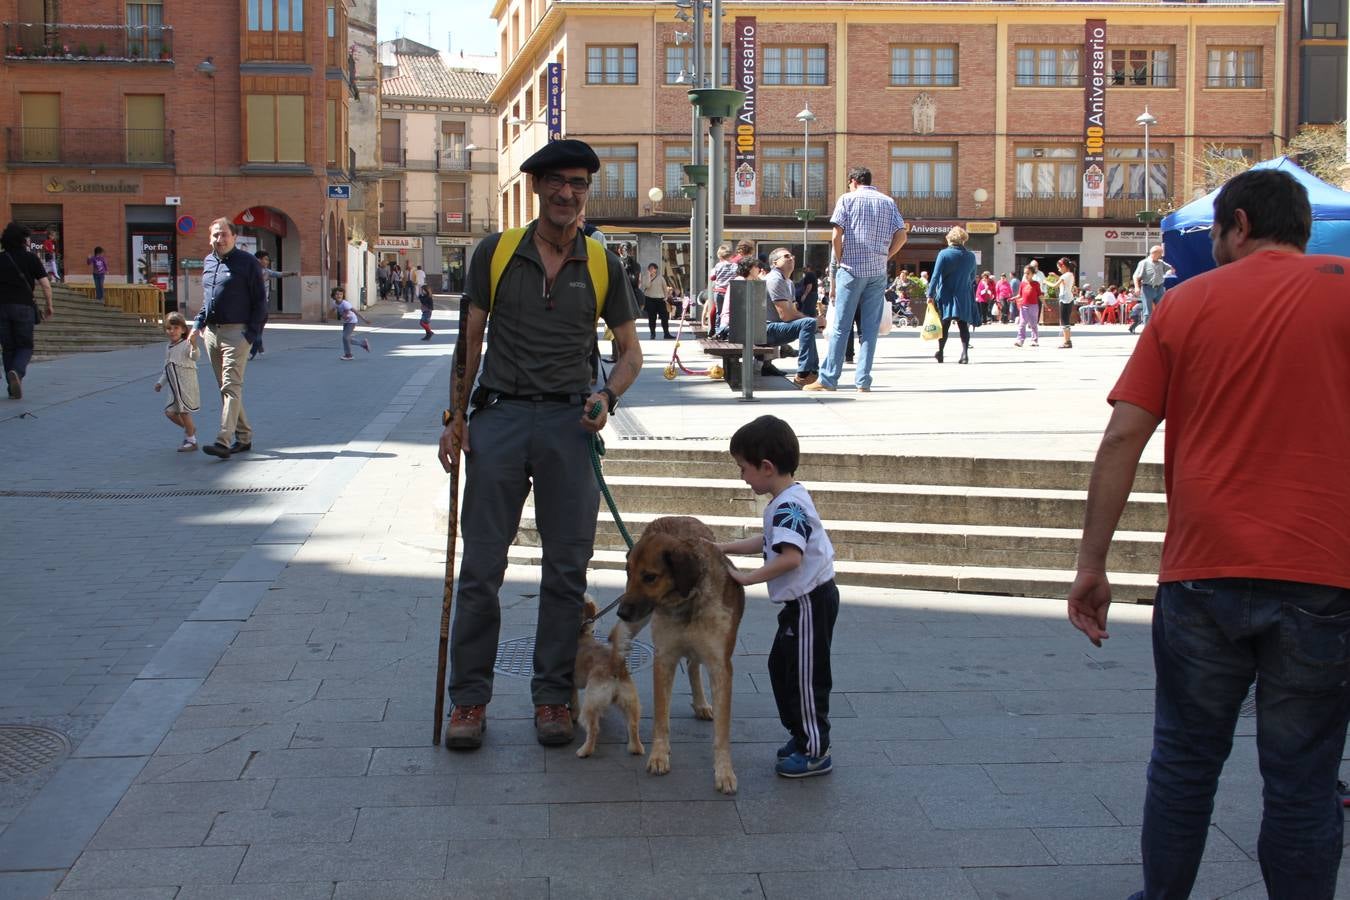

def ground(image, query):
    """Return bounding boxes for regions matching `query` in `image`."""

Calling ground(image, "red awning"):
[233,207,288,237]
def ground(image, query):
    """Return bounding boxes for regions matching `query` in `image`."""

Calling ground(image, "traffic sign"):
[327,184,351,200]
[176,215,196,235]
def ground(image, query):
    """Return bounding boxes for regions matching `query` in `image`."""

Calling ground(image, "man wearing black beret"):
[437,138,643,750]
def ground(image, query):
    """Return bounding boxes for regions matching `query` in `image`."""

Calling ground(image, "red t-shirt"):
[1108,249,1350,589]
[1017,280,1041,308]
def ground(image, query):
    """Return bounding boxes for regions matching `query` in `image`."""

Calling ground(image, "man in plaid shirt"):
[805,166,910,393]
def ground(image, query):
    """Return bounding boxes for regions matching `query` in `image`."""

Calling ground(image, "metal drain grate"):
[0,486,305,501]
[494,635,655,676]
[0,725,72,781]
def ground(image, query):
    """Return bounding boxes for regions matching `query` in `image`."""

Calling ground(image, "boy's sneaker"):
[775,750,832,778]
[776,738,798,759]
[361,338,371,352]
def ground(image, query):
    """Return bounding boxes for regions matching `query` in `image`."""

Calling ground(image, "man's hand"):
[437,411,468,472]
[1067,569,1113,647]
[154,383,162,393]
[581,392,609,434]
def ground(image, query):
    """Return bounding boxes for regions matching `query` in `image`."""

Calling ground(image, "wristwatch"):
[442,408,459,427]
[600,387,619,413]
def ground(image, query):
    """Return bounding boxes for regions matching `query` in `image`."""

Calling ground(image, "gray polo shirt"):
[763,269,794,324]
[465,223,637,395]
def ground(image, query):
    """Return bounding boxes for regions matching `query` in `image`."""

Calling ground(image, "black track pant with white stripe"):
[768,579,840,759]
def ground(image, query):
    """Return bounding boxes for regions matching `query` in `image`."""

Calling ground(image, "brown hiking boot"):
[534,704,574,746]
[444,704,487,750]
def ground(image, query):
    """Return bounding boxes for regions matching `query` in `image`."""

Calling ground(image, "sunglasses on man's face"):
[541,173,592,193]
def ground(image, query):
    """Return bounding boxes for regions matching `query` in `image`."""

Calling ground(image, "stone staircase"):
[507,446,1166,603]
[34,285,165,357]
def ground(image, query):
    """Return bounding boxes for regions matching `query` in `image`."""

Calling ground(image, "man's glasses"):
[541,173,592,193]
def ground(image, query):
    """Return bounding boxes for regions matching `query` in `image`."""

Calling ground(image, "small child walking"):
[1013,264,1042,348]
[333,286,371,359]
[716,415,839,778]
[154,312,200,451]
[418,284,435,340]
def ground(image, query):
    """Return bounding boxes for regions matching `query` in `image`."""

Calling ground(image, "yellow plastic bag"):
[920,301,942,341]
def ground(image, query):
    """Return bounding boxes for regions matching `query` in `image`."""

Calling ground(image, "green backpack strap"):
[488,224,609,323]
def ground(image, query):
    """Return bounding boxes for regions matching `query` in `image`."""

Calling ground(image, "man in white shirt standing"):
[1132,245,1173,331]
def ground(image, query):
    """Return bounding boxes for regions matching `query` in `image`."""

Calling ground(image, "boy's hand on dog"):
[153,383,162,392]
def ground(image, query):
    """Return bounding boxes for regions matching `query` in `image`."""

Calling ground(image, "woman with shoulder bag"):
[0,222,54,400]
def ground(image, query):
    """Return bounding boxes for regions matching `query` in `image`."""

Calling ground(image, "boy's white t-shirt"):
[762,482,836,604]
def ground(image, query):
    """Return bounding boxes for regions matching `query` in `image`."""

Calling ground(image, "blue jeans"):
[341,322,357,356]
[93,273,105,302]
[765,317,819,375]
[1134,579,1350,900]
[1140,284,1165,323]
[819,269,886,389]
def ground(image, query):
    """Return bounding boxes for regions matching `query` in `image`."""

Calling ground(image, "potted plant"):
[11,45,24,57]
[76,43,89,57]
[97,42,106,56]
[159,43,171,60]
[129,44,140,59]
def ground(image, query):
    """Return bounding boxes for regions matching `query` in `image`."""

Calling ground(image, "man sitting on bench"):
[764,247,826,386]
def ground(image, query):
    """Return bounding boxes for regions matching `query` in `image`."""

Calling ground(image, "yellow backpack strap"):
[490,226,609,322]
[583,235,608,322]
[488,226,529,313]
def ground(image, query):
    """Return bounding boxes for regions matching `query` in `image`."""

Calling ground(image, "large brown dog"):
[617,516,745,794]
[571,598,644,759]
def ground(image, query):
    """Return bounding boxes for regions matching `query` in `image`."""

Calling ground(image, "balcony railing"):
[890,193,958,219]
[584,194,638,218]
[659,196,693,215]
[4,22,173,61]
[1104,197,1171,221]
[441,150,472,170]
[7,127,174,166]
[380,209,406,231]
[1014,192,1082,218]
[754,195,813,217]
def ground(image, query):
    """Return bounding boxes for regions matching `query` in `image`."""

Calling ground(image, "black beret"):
[520,139,600,175]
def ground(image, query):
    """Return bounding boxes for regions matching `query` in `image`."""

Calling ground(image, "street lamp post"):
[796,102,816,268]
[1136,106,1158,251]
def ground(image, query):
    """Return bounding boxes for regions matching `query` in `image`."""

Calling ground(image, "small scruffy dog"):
[571,596,644,758]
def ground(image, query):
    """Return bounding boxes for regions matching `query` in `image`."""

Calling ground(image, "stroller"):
[886,287,920,327]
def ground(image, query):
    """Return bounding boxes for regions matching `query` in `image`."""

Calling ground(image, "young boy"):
[716,415,839,778]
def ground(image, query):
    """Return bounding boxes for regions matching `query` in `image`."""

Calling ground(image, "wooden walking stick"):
[433,296,472,747]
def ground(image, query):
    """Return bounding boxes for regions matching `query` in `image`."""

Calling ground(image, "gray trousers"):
[449,398,600,706]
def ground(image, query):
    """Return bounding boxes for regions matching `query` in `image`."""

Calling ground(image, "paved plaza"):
[0,303,1339,899]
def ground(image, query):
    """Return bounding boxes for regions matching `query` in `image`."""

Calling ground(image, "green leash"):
[587,400,635,552]
[582,402,634,627]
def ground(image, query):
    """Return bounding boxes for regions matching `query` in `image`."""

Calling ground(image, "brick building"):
[0,0,362,319]
[491,0,1286,291]
[376,39,497,293]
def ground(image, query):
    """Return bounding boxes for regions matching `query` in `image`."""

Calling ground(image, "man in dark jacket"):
[0,222,54,400]
[189,217,266,459]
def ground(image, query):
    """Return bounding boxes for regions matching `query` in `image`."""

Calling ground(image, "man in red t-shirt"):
[1067,168,1350,900]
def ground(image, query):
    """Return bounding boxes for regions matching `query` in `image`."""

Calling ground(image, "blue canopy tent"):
[1161,156,1350,283]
